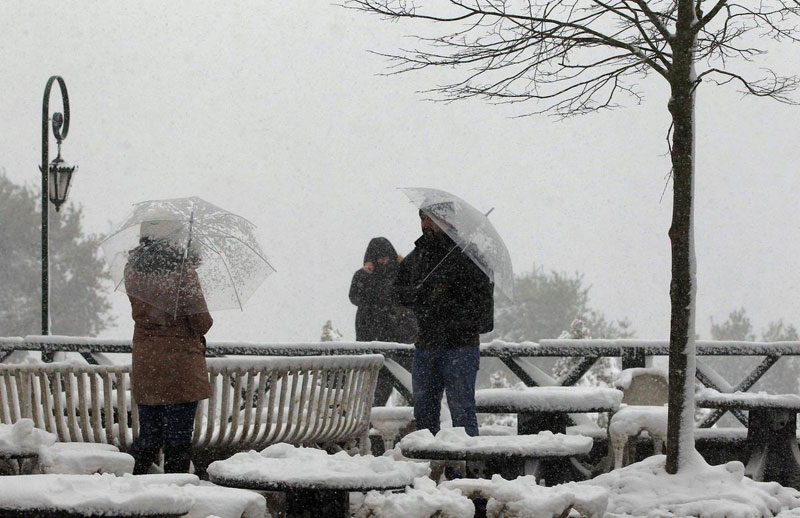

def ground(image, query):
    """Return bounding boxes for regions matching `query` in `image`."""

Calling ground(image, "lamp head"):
[47,147,77,212]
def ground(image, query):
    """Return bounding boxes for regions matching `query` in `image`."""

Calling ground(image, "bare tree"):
[344,0,800,472]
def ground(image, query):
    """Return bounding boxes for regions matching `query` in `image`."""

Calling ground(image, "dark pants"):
[133,402,197,474]
[412,346,480,436]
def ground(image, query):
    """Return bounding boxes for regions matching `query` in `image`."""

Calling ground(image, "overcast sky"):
[3,2,800,343]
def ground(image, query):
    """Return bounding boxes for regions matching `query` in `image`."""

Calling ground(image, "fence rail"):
[3,335,800,428]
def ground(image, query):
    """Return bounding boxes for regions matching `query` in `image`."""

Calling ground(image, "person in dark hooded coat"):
[349,237,417,405]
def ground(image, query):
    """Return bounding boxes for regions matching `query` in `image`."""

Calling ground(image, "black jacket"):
[394,232,493,348]
[349,238,417,343]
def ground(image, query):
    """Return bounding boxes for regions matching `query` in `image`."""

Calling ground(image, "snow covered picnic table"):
[207,443,429,517]
[475,386,623,434]
[0,473,194,517]
[474,386,622,484]
[399,428,593,484]
[696,389,800,488]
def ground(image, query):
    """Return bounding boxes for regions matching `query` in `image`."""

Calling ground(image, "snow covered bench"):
[0,355,383,469]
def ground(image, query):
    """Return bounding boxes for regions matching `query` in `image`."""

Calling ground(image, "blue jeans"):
[412,346,480,436]
[134,402,198,449]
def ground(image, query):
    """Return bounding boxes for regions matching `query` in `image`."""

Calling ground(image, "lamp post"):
[40,76,77,352]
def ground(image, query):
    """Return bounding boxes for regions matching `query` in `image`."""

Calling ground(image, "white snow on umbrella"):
[100,196,276,314]
[400,187,514,300]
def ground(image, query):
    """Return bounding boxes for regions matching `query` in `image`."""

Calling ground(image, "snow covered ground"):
[5,412,800,516]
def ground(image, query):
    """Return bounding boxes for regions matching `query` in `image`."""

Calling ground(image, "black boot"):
[132,447,160,475]
[164,445,193,473]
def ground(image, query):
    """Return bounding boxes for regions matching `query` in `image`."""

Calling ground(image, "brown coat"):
[125,264,213,406]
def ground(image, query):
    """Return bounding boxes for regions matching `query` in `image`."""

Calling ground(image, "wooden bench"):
[0,355,383,471]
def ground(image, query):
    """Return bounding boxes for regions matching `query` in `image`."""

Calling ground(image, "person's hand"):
[363,261,374,273]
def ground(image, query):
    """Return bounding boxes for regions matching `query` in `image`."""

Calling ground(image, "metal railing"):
[3,335,799,428]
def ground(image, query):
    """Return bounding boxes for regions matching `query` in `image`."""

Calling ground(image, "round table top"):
[207,447,427,493]
[210,472,409,493]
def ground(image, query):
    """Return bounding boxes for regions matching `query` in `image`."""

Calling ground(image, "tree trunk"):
[666,0,699,474]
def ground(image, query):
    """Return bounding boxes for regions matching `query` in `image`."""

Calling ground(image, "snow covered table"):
[0,473,193,517]
[475,386,622,484]
[207,443,429,517]
[399,428,593,485]
[475,386,623,434]
[695,389,800,488]
[0,419,57,475]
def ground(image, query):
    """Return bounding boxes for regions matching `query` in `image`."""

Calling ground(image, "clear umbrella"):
[100,196,276,314]
[400,187,514,300]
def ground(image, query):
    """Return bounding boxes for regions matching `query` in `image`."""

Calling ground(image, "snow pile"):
[356,477,474,518]
[182,481,267,518]
[0,418,56,455]
[0,473,194,516]
[588,454,800,517]
[399,427,593,457]
[475,386,623,412]
[38,443,134,475]
[208,443,430,490]
[442,475,608,518]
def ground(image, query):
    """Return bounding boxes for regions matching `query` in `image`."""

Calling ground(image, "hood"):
[363,237,397,264]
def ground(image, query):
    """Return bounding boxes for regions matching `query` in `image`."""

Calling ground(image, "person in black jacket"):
[394,209,494,436]
[349,237,417,405]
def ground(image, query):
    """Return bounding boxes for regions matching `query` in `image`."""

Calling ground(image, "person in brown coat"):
[125,221,213,475]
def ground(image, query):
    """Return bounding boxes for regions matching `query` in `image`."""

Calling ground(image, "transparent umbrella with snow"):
[100,196,276,315]
[400,187,514,300]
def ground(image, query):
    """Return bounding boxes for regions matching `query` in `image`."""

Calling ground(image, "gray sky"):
[3,2,800,343]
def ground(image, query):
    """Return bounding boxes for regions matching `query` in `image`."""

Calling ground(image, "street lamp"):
[40,76,77,343]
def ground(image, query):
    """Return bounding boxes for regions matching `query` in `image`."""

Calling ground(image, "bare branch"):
[344,0,800,117]
[696,67,800,103]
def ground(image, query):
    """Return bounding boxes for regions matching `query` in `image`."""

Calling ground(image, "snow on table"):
[696,389,800,410]
[208,443,430,491]
[0,419,56,456]
[38,442,135,475]
[399,428,593,459]
[475,386,623,412]
[356,477,474,518]
[442,475,608,518]
[0,473,194,516]
[182,481,267,518]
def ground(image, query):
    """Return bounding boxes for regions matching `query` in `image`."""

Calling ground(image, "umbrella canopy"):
[101,196,275,314]
[400,187,514,300]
